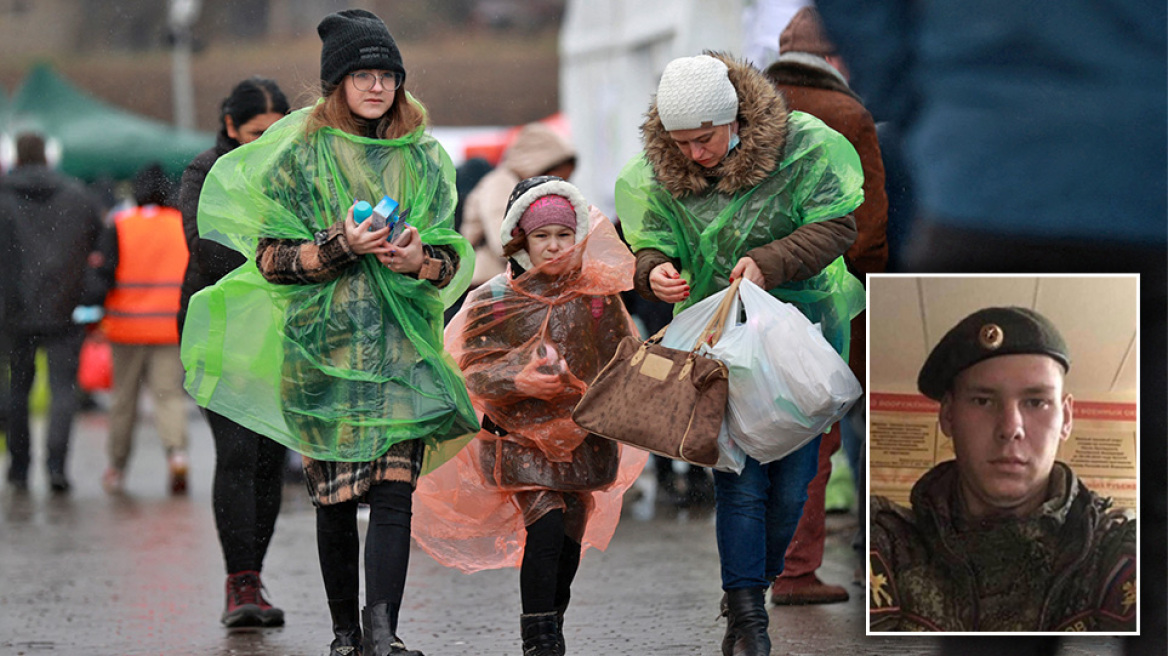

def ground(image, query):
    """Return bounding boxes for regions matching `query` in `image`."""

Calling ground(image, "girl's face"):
[343,69,399,120]
[526,223,577,272]
[668,122,738,168]
[226,112,284,144]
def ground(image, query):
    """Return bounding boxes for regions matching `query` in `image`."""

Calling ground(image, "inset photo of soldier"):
[865,275,1138,634]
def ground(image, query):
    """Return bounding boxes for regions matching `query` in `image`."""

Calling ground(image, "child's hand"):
[377,224,424,274]
[515,355,565,400]
[344,203,392,255]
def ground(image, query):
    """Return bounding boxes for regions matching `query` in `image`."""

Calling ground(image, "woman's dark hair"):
[220,77,290,144]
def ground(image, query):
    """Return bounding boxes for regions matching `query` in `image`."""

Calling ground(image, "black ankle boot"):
[721,588,771,656]
[362,602,423,656]
[521,611,565,656]
[553,602,568,650]
[328,598,362,656]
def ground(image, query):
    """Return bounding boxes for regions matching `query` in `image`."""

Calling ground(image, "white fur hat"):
[655,55,739,131]
[499,176,590,271]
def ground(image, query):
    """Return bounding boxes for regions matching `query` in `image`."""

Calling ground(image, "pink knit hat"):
[517,194,578,235]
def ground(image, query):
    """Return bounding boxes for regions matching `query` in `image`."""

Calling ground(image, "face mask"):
[727,132,740,151]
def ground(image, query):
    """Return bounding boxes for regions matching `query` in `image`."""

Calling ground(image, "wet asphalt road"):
[0,402,1128,656]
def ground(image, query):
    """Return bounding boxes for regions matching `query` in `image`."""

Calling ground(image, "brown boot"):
[770,573,849,605]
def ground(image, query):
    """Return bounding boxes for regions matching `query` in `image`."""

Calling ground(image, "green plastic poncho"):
[181,105,478,470]
[615,111,866,356]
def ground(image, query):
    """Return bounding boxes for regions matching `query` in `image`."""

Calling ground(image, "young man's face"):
[939,354,1073,518]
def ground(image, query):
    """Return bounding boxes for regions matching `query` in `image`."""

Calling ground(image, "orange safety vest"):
[101,205,189,344]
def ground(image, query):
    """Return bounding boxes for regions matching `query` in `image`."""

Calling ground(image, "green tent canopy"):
[5,63,213,182]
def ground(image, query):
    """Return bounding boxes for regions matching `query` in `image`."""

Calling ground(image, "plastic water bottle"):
[353,200,373,223]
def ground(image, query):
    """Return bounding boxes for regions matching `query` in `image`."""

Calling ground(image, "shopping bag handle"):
[643,278,742,351]
[699,277,742,347]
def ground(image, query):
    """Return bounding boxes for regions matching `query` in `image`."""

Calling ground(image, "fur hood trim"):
[641,52,790,198]
[499,176,590,271]
[764,54,861,102]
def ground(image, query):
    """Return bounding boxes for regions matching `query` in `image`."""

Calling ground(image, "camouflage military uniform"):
[869,461,1136,632]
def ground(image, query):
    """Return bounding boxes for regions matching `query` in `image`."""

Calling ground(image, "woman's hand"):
[729,256,764,287]
[514,355,565,400]
[343,203,393,256]
[376,225,424,275]
[649,262,690,303]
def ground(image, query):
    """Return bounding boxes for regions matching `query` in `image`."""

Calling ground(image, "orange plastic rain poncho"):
[412,207,648,573]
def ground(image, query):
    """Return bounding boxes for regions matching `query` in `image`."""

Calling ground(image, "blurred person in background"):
[816,1,1165,653]
[442,155,493,324]
[177,76,290,628]
[181,9,477,656]
[0,132,103,493]
[615,53,863,656]
[91,162,190,496]
[763,5,887,605]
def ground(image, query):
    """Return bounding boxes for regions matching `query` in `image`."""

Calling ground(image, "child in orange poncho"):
[412,176,647,655]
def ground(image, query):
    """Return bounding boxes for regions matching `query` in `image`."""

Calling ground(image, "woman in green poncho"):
[614,53,865,656]
[181,10,477,656]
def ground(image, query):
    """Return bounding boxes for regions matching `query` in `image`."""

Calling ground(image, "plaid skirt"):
[302,438,423,507]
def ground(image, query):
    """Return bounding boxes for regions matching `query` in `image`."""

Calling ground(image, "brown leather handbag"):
[571,280,739,467]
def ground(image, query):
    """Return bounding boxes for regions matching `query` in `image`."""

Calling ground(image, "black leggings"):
[317,480,414,606]
[520,509,582,614]
[209,408,286,574]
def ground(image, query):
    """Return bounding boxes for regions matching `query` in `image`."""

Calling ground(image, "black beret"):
[917,306,1071,401]
[317,9,405,92]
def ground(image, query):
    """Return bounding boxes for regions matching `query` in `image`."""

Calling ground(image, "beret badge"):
[978,323,1004,350]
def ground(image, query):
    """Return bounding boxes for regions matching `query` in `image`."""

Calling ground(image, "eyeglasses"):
[348,71,401,92]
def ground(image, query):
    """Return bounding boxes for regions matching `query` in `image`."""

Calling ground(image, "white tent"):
[558,0,810,218]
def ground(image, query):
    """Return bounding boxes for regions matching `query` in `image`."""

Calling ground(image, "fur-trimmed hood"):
[499,175,590,271]
[641,52,790,198]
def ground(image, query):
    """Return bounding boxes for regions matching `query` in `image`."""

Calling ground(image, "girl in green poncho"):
[614,53,865,656]
[182,10,476,656]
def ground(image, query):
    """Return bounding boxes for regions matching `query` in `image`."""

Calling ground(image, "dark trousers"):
[208,408,285,574]
[6,327,84,480]
[905,220,1166,656]
[520,509,581,614]
[316,481,413,607]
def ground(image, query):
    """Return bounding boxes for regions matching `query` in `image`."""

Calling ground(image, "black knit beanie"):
[317,9,405,92]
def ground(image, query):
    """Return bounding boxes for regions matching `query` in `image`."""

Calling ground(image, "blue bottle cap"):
[353,200,373,222]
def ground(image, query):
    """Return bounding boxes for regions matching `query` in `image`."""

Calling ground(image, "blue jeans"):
[713,435,820,590]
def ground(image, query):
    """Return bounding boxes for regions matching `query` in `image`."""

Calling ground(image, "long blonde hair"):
[306,83,426,140]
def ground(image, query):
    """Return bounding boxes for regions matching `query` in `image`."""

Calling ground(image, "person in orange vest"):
[91,163,190,495]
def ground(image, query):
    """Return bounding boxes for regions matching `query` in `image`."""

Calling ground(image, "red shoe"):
[770,572,850,605]
[222,571,285,627]
[254,573,285,627]
[222,571,264,627]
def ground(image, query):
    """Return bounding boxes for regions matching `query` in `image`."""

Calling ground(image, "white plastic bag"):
[663,280,862,465]
[659,288,746,472]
